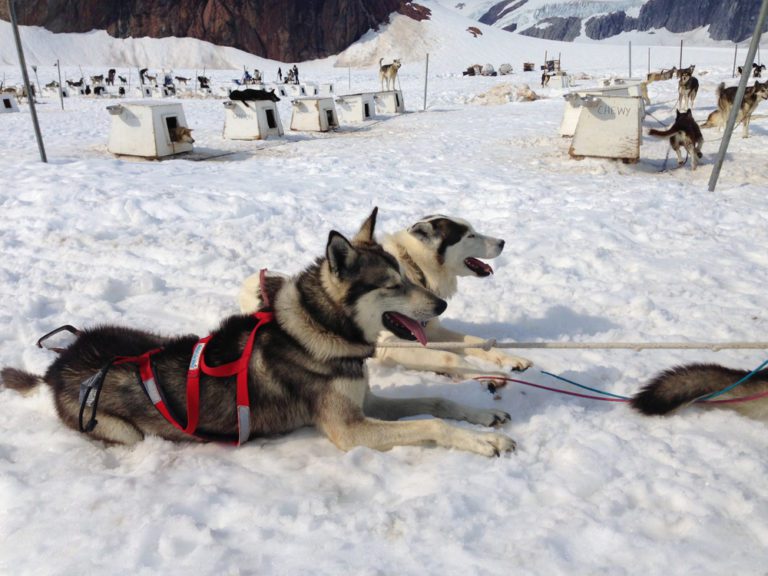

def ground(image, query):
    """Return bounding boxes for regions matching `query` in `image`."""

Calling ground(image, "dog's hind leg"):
[364,392,510,427]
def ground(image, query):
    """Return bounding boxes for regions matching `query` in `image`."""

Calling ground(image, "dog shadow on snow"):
[370,305,626,422]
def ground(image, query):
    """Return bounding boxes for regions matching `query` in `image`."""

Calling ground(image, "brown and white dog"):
[240,215,532,379]
[702,80,768,138]
[379,58,402,91]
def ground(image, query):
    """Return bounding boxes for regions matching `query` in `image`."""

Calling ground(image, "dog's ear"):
[408,221,435,244]
[352,207,378,244]
[326,231,359,278]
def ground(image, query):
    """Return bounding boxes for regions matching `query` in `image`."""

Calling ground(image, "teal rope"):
[540,370,631,400]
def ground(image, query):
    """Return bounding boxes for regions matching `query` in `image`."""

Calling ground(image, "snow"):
[2,2,768,574]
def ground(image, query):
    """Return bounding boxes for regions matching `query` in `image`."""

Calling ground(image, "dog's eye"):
[385,284,401,291]
[467,234,476,239]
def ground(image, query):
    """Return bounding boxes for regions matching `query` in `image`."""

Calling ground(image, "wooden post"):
[709,0,768,192]
[8,0,47,163]
[55,59,64,111]
[423,53,429,111]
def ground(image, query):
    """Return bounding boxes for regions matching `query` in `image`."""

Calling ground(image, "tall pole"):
[709,0,768,192]
[733,44,738,77]
[628,41,632,77]
[678,39,683,68]
[647,47,651,75]
[8,0,47,163]
[55,59,64,110]
[423,53,429,111]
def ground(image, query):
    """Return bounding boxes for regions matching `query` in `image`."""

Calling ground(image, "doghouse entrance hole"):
[3,98,11,109]
[395,93,400,107]
[326,110,336,127]
[265,108,277,129]
[165,116,179,141]
[364,103,370,118]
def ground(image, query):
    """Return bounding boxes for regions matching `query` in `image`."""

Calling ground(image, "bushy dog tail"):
[631,363,768,415]
[1,367,44,394]
[648,127,677,137]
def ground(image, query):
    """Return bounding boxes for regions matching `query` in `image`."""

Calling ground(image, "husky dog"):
[677,72,699,111]
[175,76,190,86]
[379,58,402,91]
[755,63,766,78]
[228,88,280,107]
[648,109,703,170]
[646,67,676,83]
[1,210,515,457]
[241,215,532,378]
[676,64,695,79]
[168,126,195,144]
[702,81,768,138]
[90,74,104,86]
[631,363,768,421]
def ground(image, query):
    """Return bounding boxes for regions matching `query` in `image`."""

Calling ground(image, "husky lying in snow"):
[632,363,768,421]
[1,210,516,457]
[241,215,532,378]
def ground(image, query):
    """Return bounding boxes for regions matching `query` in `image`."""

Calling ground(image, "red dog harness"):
[112,311,273,445]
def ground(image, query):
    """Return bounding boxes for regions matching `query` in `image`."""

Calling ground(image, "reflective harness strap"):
[111,311,273,445]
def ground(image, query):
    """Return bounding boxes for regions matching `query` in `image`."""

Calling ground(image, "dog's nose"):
[434,298,448,316]
[498,239,505,250]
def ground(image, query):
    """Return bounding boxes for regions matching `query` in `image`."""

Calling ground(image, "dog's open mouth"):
[382,312,427,346]
[464,257,493,277]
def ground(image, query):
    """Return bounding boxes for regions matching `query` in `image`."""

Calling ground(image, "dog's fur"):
[168,126,195,144]
[646,67,676,83]
[1,211,516,456]
[701,80,768,138]
[648,109,703,170]
[677,72,699,111]
[241,215,532,378]
[228,88,280,107]
[631,363,768,421]
[379,58,402,91]
[676,64,695,79]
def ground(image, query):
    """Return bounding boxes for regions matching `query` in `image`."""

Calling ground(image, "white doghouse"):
[290,97,339,132]
[335,93,376,123]
[106,101,193,158]
[1,94,20,113]
[561,93,644,162]
[222,99,283,140]
[373,90,405,115]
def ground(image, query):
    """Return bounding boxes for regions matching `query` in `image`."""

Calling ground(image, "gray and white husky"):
[1,210,516,457]
[241,215,532,378]
[701,80,768,138]
[631,363,768,421]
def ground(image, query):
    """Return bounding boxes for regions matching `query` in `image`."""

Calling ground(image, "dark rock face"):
[479,0,528,26]
[520,16,582,42]
[0,0,404,62]
[584,11,638,40]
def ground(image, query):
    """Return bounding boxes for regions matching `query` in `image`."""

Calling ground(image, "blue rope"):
[539,370,631,400]
[695,358,768,401]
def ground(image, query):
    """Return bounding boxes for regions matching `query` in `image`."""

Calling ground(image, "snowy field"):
[3,3,768,574]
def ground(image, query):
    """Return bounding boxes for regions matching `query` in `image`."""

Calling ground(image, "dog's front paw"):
[467,408,511,427]
[477,432,517,457]
[487,351,532,371]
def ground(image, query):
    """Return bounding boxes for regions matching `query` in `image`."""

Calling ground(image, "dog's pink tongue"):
[466,257,493,275]
[391,312,428,346]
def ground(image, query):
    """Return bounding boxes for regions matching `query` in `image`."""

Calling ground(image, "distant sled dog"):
[648,109,703,170]
[1,210,516,457]
[631,363,768,421]
[379,58,402,91]
[701,80,768,138]
[241,215,532,378]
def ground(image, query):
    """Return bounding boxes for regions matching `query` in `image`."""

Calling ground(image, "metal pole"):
[709,0,768,192]
[733,43,738,77]
[8,0,47,163]
[56,59,64,110]
[423,52,429,111]
[628,41,632,77]
[679,39,683,69]
[348,66,351,91]
[647,47,650,75]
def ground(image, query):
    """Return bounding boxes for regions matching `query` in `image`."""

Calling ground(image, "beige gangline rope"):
[376,340,768,352]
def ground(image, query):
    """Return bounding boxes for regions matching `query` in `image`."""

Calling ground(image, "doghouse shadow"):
[441,305,619,341]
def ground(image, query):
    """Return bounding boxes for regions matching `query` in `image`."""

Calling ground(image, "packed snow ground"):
[2,5,768,575]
